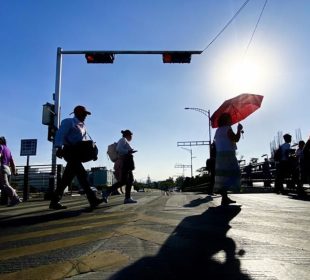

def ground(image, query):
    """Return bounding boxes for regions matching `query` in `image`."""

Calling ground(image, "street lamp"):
[184,107,212,157]
[181,147,194,177]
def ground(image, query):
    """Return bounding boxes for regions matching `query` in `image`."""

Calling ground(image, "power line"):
[244,0,268,56]
[202,0,251,52]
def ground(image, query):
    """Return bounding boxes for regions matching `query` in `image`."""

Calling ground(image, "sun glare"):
[229,60,261,87]
[210,49,276,99]
[224,56,267,92]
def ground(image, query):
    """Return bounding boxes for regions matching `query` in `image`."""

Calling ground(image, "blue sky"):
[1,0,309,181]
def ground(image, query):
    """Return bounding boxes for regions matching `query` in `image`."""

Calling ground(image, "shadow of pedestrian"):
[110,205,251,280]
[183,195,213,207]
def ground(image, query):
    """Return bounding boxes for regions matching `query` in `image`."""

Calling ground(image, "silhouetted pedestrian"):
[49,105,103,210]
[102,130,137,204]
[0,137,22,206]
[303,136,310,185]
[274,133,293,194]
[213,113,243,206]
[244,163,253,186]
[294,140,306,195]
[262,158,271,187]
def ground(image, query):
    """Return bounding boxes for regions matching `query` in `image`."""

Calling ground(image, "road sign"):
[20,139,37,156]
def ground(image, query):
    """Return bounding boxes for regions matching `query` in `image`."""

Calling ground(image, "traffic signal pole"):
[45,47,202,198]
[45,47,62,199]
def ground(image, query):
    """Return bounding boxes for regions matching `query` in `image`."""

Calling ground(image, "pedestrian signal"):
[48,125,57,142]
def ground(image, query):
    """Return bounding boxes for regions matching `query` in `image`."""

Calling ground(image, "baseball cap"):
[121,129,133,136]
[72,105,91,115]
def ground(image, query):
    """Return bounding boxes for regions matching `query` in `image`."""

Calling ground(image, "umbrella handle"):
[237,123,244,138]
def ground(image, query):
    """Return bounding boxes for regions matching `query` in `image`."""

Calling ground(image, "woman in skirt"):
[213,113,243,206]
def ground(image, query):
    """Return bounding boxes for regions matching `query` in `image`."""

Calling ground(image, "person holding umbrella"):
[213,113,243,206]
[210,93,263,205]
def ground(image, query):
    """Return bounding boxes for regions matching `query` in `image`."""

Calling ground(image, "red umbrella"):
[211,93,264,128]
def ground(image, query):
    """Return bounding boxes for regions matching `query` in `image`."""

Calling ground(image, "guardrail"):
[1,164,63,204]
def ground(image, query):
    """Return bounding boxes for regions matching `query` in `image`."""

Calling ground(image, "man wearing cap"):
[49,105,103,210]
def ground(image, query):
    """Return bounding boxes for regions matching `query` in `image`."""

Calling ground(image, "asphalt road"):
[0,191,309,280]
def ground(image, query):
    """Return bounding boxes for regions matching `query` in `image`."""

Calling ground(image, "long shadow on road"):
[110,205,251,280]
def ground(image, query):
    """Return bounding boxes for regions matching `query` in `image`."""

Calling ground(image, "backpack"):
[107,142,118,162]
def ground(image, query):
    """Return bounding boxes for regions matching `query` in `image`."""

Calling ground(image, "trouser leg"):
[108,167,131,196]
[108,181,124,195]
[51,162,76,203]
[274,164,284,193]
[0,172,19,200]
[125,171,134,199]
[71,161,98,203]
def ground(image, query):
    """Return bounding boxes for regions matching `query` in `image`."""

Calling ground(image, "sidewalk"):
[0,192,309,280]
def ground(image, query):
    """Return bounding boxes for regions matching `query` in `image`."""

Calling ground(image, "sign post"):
[20,139,37,201]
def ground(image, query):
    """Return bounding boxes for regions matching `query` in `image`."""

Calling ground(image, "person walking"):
[302,136,310,187]
[294,140,306,196]
[102,130,137,204]
[274,133,293,194]
[213,113,243,206]
[0,137,22,206]
[49,105,103,210]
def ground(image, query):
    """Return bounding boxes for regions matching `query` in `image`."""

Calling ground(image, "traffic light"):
[85,52,114,64]
[48,125,57,142]
[42,103,55,125]
[162,52,192,63]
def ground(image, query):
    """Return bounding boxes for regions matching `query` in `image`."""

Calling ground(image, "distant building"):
[88,167,114,187]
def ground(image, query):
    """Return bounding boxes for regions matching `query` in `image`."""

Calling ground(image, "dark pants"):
[52,158,97,204]
[274,160,291,193]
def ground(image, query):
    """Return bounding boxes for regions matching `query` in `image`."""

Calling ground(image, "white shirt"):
[54,117,87,147]
[116,137,132,156]
[214,126,237,152]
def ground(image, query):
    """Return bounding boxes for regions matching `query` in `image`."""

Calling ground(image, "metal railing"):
[9,164,63,202]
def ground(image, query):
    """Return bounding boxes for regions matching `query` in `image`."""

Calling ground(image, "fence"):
[0,164,63,204]
[1,164,114,204]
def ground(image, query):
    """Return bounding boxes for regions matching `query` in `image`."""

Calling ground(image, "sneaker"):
[101,191,109,203]
[49,202,67,210]
[90,198,104,209]
[124,197,137,204]
[8,197,22,207]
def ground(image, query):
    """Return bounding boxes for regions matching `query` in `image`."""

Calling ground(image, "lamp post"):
[181,147,194,177]
[184,107,212,157]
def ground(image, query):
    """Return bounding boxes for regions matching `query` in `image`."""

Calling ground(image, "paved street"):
[0,191,309,280]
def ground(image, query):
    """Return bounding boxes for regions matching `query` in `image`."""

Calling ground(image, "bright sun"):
[211,48,276,98]
[223,56,267,92]
[228,60,261,87]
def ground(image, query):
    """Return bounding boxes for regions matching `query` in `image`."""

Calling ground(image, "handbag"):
[63,130,98,162]
[74,140,98,162]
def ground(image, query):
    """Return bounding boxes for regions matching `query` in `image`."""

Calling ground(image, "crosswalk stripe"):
[43,210,132,226]
[0,215,136,244]
[0,250,129,280]
[0,212,180,261]
[0,230,118,261]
